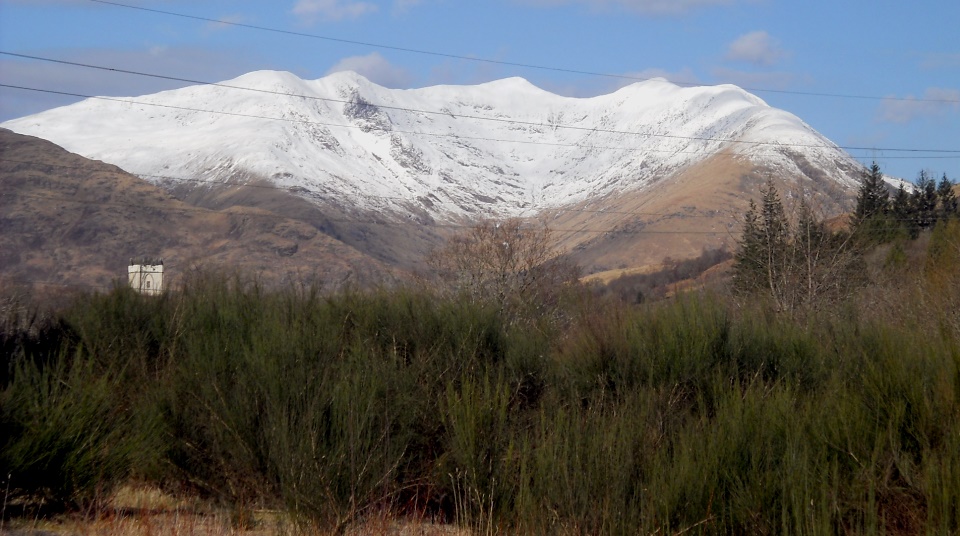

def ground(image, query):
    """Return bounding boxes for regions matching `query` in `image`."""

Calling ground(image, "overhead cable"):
[82,0,960,105]
[4,83,959,155]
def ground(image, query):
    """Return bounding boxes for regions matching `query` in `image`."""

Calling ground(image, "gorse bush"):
[2,263,959,534]
[0,343,164,507]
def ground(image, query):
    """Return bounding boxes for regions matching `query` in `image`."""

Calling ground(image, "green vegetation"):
[2,174,959,534]
[732,181,863,312]
[852,165,959,243]
[600,247,732,304]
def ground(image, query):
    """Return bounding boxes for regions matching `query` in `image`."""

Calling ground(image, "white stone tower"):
[128,258,164,295]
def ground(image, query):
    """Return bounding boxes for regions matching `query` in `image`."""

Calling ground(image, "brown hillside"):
[547,151,856,275]
[0,129,395,293]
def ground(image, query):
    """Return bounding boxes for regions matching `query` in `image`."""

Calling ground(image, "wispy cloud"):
[878,87,960,124]
[725,31,785,67]
[326,52,414,87]
[517,0,751,16]
[292,0,378,23]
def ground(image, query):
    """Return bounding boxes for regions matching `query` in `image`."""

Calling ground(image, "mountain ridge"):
[2,71,860,211]
[2,71,865,273]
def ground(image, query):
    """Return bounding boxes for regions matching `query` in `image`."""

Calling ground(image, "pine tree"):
[760,180,789,255]
[732,181,792,309]
[937,173,958,220]
[761,181,790,296]
[913,170,939,230]
[891,183,916,238]
[733,182,863,311]
[852,162,889,227]
[733,199,764,294]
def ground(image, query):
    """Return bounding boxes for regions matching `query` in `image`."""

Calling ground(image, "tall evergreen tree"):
[891,183,916,238]
[937,173,958,220]
[733,199,763,294]
[760,180,789,254]
[731,181,793,309]
[852,162,889,227]
[913,170,939,230]
[733,182,862,311]
[760,181,790,298]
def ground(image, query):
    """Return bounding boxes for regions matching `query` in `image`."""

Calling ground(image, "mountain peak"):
[228,69,307,88]
[2,70,861,224]
[0,72,866,276]
[475,77,545,93]
[319,70,378,88]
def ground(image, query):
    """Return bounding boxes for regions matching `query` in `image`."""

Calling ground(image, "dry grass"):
[1,486,470,536]
[551,151,857,276]
[579,263,664,284]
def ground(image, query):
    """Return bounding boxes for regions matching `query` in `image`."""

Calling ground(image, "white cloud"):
[518,0,750,16]
[878,87,960,124]
[725,31,785,67]
[292,0,378,22]
[326,52,413,88]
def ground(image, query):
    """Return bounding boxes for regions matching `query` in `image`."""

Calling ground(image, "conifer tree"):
[733,181,793,309]
[733,181,862,311]
[913,170,939,230]
[852,162,889,227]
[760,181,790,303]
[937,173,958,220]
[733,199,764,294]
[891,183,916,238]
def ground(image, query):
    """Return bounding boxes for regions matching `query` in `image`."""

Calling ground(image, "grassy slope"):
[551,151,855,275]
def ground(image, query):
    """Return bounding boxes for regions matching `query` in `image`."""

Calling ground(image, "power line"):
[4,83,959,155]
[83,0,960,105]
[3,156,947,226]
[5,51,960,158]
[8,149,949,227]
[8,173,947,233]
[3,190,736,236]
[0,156,777,219]
[0,51,772,148]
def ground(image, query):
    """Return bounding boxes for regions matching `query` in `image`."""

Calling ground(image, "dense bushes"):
[2,262,959,533]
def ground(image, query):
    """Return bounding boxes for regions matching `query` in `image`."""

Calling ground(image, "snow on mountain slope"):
[2,71,862,220]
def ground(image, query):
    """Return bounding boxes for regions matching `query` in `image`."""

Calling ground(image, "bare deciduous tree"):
[734,181,864,312]
[426,218,581,321]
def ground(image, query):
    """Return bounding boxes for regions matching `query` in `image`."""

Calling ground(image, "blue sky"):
[1,0,958,181]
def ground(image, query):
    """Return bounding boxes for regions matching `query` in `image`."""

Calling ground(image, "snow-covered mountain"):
[2,70,862,222]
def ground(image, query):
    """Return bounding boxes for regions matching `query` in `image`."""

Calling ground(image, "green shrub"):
[0,345,163,506]
[2,270,958,534]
